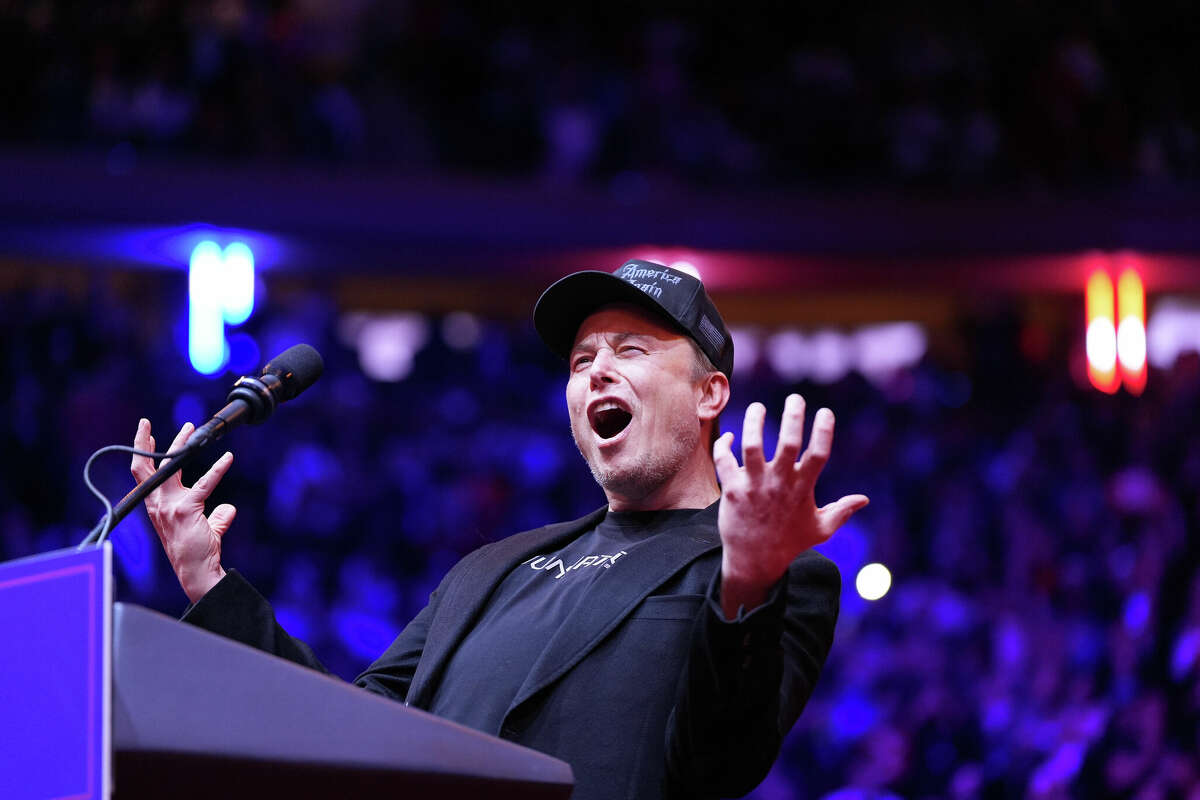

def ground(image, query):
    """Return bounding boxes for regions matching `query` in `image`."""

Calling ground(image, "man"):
[132,260,868,799]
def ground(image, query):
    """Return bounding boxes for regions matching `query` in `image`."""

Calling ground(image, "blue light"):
[815,519,870,622]
[519,435,564,488]
[221,242,255,325]
[188,239,257,375]
[101,222,287,271]
[172,392,206,430]
[189,241,226,374]
[111,512,156,595]
[226,332,261,375]
[828,688,879,742]
[332,609,400,661]
[272,604,315,642]
[1124,591,1150,633]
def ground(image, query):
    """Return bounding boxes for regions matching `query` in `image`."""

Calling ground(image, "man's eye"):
[618,346,646,356]
[572,356,592,370]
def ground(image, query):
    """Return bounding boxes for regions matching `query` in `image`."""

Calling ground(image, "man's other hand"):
[131,418,234,603]
[713,394,868,619]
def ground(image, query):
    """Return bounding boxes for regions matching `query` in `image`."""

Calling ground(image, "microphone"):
[187,343,324,449]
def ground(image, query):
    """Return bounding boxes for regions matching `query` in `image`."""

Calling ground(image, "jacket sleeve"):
[180,567,444,704]
[664,550,841,798]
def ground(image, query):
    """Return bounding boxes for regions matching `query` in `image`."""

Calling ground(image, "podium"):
[1,547,574,799]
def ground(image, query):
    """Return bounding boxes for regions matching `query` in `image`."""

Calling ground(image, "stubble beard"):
[572,415,701,503]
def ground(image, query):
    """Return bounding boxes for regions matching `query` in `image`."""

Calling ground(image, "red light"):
[1086,270,1119,394]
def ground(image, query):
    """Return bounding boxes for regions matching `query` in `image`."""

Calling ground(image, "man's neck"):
[605,460,722,512]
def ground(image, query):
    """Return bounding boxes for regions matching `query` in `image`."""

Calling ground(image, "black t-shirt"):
[428,507,707,734]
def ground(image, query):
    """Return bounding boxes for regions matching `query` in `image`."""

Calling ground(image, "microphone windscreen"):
[263,344,325,402]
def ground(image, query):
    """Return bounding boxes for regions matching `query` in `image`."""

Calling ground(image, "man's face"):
[566,305,707,504]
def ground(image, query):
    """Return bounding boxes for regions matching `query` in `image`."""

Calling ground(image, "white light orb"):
[855,562,892,601]
[1085,317,1117,372]
[1116,318,1146,370]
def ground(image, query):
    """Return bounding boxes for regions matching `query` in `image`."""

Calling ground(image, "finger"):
[207,503,237,538]
[131,418,156,482]
[131,421,178,510]
[741,403,766,477]
[190,452,233,501]
[162,422,194,464]
[157,422,195,491]
[772,394,806,469]
[713,432,739,485]
[796,407,835,485]
[818,494,870,539]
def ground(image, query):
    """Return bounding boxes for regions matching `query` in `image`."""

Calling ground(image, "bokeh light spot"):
[172,392,206,431]
[442,311,483,350]
[856,562,892,601]
[1086,317,1117,372]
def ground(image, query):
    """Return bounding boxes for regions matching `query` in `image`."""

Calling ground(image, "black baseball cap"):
[534,259,734,379]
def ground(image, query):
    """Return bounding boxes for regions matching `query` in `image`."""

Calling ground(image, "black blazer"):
[183,505,840,800]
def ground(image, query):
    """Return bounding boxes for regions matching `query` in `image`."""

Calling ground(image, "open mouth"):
[589,401,633,440]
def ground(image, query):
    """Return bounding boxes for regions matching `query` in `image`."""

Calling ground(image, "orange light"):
[1086,270,1119,394]
[1116,267,1147,395]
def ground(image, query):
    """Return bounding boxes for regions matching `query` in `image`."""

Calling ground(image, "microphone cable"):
[77,442,191,550]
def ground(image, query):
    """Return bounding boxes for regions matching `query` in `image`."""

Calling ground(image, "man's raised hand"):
[131,418,235,603]
[712,394,868,618]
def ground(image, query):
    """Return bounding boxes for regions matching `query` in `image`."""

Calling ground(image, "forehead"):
[570,304,685,350]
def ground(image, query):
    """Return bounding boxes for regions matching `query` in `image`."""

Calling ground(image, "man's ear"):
[697,371,730,423]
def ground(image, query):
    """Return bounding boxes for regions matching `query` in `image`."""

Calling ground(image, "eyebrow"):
[570,332,653,357]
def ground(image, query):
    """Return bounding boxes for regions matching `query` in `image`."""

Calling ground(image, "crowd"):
[1,1,1198,187]
[1,279,1197,798]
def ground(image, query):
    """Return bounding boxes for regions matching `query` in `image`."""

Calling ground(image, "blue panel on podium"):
[0,545,111,800]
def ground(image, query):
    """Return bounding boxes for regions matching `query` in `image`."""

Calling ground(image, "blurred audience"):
[2,280,1197,798]
[2,1,1198,187]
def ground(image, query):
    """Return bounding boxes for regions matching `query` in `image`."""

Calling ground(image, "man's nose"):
[589,348,619,388]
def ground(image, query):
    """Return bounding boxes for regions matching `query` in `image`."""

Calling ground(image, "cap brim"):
[533,271,688,360]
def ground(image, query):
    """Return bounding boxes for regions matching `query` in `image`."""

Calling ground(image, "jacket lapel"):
[506,506,721,714]
[407,506,609,707]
